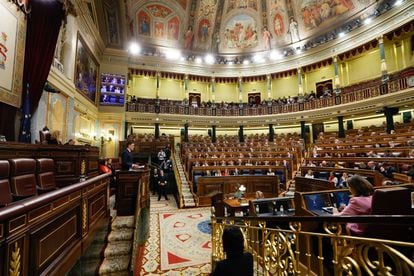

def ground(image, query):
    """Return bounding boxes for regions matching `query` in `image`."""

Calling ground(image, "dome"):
[125,0,371,54]
[94,0,405,76]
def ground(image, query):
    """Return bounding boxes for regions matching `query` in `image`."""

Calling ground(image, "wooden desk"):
[223,197,255,216]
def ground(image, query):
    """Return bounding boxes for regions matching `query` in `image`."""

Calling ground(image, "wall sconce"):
[100,136,112,144]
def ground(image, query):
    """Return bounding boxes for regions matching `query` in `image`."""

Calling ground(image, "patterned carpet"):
[138,196,212,275]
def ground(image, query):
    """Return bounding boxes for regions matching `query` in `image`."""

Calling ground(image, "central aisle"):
[138,196,212,275]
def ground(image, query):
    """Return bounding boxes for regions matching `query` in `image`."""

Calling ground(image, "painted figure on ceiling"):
[155,22,164,38]
[288,17,299,43]
[168,18,180,40]
[199,19,210,42]
[262,26,272,50]
[140,15,150,35]
[184,26,194,49]
[273,13,284,37]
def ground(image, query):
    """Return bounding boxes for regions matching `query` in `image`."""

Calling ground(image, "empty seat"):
[364,187,412,241]
[36,158,56,193]
[0,160,12,207]
[9,158,37,199]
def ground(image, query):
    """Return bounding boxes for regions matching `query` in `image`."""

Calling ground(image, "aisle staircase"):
[173,145,197,207]
[99,216,135,275]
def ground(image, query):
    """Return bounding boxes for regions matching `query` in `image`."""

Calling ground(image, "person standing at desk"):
[122,141,138,170]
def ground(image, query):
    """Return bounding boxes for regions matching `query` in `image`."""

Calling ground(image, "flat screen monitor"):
[333,191,350,207]
[304,193,331,211]
[100,73,125,106]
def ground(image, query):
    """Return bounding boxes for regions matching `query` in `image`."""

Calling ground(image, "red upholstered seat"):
[0,160,12,207]
[9,158,37,199]
[36,158,56,193]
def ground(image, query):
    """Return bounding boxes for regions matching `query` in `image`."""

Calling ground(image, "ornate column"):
[297,68,304,110]
[239,125,244,143]
[266,74,272,100]
[184,74,189,114]
[268,124,274,142]
[155,71,160,113]
[297,68,303,97]
[384,107,398,133]
[184,74,189,101]
[184,122,189,143]
[238,76,243,116]
[211,76,216,115]
[378,36,389,83]
[300,121,306,144]
[266,74,272,114]
[211,125,216,143]
[155,122,160,139]
[333,56,342,104]
[337,116,345,138]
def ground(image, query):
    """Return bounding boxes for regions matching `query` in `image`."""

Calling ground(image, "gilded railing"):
[211,216,414,275]
[126,73,411,117]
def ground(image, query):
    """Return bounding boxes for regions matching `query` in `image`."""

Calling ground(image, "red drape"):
[22,0,64,113]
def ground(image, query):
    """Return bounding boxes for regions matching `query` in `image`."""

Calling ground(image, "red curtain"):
[22,0,64,113]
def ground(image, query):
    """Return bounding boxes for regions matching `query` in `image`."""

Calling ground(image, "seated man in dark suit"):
[212,226,253,276]
[121,141,138,170]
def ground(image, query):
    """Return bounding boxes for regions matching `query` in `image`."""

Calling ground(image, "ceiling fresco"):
[110,0,381,54]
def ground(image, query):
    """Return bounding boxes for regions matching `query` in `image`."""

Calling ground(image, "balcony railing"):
[126,69,412,117]
[211,215,414,275]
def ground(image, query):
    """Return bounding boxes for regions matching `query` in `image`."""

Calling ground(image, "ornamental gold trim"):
[80,160,86,175]
[9,242,21,276]
[82,198,87,236]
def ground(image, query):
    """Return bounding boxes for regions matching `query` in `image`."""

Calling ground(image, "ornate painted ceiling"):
[99,0,383,54]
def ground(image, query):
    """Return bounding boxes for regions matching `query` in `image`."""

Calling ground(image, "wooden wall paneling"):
[0,174,110,275]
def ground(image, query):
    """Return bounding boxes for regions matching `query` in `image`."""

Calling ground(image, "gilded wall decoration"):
[0,0,26,108]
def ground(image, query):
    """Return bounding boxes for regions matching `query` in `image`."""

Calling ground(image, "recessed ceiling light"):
[270,50,283,60]
[394,0,403,6]
[253,54,265,63]
[165,49,181,60]
[205,54,215,64]
[195,57,202,64]
[364,17,372,25]
[128,42,140,55]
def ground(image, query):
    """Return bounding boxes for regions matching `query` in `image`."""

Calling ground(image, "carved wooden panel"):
[30,207,81,274]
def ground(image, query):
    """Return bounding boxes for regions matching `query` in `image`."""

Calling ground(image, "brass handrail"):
[211,215,414,275]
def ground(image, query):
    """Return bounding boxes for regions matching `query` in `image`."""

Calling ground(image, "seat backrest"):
[36,158,56,192]
[9,158,37,198]
[365,187,412,241]
[371,187,411,215]
[0,160,12,207]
